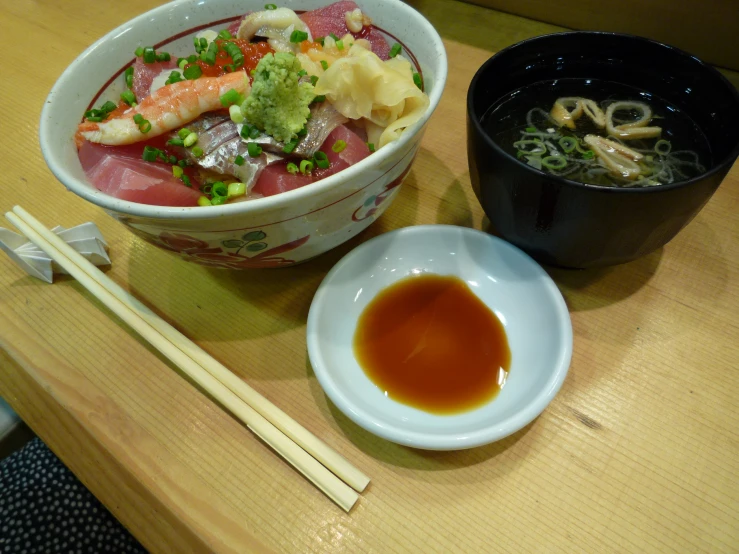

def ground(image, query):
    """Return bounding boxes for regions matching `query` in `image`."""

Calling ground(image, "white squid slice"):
[236,8,313,53]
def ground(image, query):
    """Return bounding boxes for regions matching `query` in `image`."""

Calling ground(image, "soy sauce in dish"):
[353,274,511,415]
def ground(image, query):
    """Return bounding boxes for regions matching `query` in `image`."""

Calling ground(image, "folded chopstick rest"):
[0,222,110,283]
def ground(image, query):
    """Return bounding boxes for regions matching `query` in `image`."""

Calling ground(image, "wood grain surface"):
[462,0,739,73]
[1,0,738,552]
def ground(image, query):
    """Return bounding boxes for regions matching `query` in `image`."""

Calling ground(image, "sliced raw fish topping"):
[131,56,177,102]
[79,140,202,207]
[253,124,369,197]
[300,1,390,59]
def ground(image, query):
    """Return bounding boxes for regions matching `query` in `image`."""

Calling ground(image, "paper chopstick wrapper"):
[0,222,110,283]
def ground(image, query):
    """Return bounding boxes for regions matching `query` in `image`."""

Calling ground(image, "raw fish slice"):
[79,140,202,206]
[85,155,201,206]
[242,102,348,158]
[253,125,369,197]
[131,56,177,102]
[300,1,391,60]
[174,118,283,187]
[78,136,170,170]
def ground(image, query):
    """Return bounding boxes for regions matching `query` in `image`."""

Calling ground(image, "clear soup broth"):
[481,78,712,188]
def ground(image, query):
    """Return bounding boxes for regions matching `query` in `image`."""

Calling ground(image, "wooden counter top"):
[1,0,737,551]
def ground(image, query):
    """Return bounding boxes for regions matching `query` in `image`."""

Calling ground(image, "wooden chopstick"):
[5,206,370,493]
[6,206,368,511]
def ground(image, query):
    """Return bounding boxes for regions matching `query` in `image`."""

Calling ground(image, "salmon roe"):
[184,39,273,79]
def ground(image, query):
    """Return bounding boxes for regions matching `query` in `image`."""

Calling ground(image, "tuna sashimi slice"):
[131,56,177,102]
[300,1,390,60]
[79,140,202,207]
[253,125,370,197]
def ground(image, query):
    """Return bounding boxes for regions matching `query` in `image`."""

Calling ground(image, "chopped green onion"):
[290,30,309,43]
[220,88,242,107]
[187,54,198,64]
[202,184,213,195]
[335,39,344,50]
[525,126,537,133]
[142,146,159,162]
[134,46,145,57]
[313,151,330,169]
[100,101,117,113]
[168,155,178,164]
[183,132,198,147]
[229,104,245,123]
[332,140,347,153]
[156,51,171,62]
[228,182,246,197]
[198,196,212,207]
[265,3,277,9]
[204,41,219,65]
[172,165,184,178]
[192,146,204,157]
[165,71,183,85]
[320,60,328,70]
[84,116,103,122]
[211,181,228,198]
[178,159,189,168]
[120,89,136,106]
[655,139,672,155]
[413,72,423,90]
[286,162,298,174]
[310,75,319,86]
[124,66,134,89]
[512,140,546,155]
[300,160,314,175]
[133,113,151,133]
[218,29,233,40]
[193,36,202,52]
[582,150,595,160]
[316,36,325,46]
[222,42,244,68]
[199,38,208,50]
[234,155,245,166]
[558,136,577,154]
[329,33,339,41]
[167,138,185,147]
[240,123,260,140]
[297,126,307,137]
[367,142,375,153]
[297,69,307,77]
[312,95,326,103]
[182,175,192,187]
[389,43,402,58]
[247,142,263,157]
[211,195,227,205]
[143,47,156,63]
[283,138,299,154]
[183,64,202,80]
[541,155,567,170]
[178,128,191,140]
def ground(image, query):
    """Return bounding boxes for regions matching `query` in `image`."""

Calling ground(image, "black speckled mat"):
[0,438,147,553]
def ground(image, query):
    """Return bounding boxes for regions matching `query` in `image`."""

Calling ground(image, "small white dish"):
[307,225,572,450]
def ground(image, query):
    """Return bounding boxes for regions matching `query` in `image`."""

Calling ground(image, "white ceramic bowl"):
[307,225,572,449]
[39,0,447,268]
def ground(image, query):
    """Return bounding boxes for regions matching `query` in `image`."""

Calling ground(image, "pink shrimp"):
[78,71,250,145]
